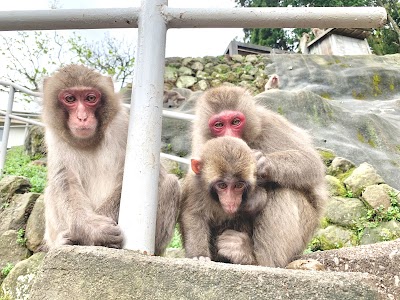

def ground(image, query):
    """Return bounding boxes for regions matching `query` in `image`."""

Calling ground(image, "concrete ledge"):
[29,246,385,300]
[304,239,400,298]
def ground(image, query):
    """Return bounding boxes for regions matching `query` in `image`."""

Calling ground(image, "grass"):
[2,146,47,193]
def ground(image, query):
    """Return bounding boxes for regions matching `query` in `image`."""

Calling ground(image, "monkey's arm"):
[180,210,211,259]
[155,167,180,256]
[46,167,123,248]
[216,230,257,265]
[254,149,324,191]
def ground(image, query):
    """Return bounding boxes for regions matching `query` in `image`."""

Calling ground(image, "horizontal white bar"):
[162,110,195,121]
[0,7,386,31]
[0,8,140,31]
[166,7,387,29]
[160,152,190,165]
[0,81,42,97]
[0,111,43,126]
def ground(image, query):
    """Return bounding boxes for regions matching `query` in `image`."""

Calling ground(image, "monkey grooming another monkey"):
[42,64,180,254]
[181,86,327,267]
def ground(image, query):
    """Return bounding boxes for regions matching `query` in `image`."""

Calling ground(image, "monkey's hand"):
[71,213,123,248]
[253,150,270,181]
[217,230,256,265]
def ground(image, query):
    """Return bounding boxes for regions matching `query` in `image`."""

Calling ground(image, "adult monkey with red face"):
[42,64,180,254]
[180,86,327,267]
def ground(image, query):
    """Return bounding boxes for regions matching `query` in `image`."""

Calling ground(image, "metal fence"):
[0,0,387,254]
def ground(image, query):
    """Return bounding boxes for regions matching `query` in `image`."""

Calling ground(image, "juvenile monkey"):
[182,86,327,267]
[42,64,180,254]
[264,74,280,91]
[180,136,267,264]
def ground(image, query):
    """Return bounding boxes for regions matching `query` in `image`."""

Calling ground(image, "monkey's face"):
[58,87,101,139]
[209,178,250,215]
[208,110,246,138]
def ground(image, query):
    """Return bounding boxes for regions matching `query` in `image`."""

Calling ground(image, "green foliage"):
[344,190,354,198]
[3,146,47,193]
[16,228,27,247]
[1,263,14,277]
[168,225,183,249]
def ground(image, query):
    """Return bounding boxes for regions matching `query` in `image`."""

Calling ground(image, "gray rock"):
[245,54,258,63]
[24,126,46,158]
[177,66,193,76]
[164,66,178,83]
[314,225,356,249]
[240,74,255,81]
[325,175,346,197]
[176,76,197,89]
[29,246,384,300]
[0,252,45,300]
[362,184,392,210]
[343,163,385,197]
[190,61,204,72]
[0,193,40,236]
[181,57,193,66]
[0,230,31,270]
[0,176,31,208]
[214,64,230,74]
[192,79,209,91]
[25,195,45,252]
[360,220,400,245]
[210,79,222,87]
[327,157,356,177]
[231,54,244,62]
[324,197,368,227]
[195,70,210,80]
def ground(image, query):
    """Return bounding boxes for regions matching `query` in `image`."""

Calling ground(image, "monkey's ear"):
[191,159,202,175]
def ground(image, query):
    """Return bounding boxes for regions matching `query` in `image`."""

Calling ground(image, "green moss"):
[320,217,329,229]
[352,90,365,100]
[396,145,400,153]
[357,131,365,143]
[334,58,341,64]
[318,149,335,166]
[277,107,284,115]
[320,92,332,100]
[339,63,350,68]
[372,74,382,96]
[389,83,395,91]
[337,167,355,182]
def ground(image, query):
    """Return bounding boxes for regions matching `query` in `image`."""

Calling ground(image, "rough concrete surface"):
[304,238,400,299]
[29,246,386,300]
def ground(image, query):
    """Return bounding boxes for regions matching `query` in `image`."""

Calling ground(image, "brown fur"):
[42,64,180,254]
[163,90,186,108]
[181,86,327,267]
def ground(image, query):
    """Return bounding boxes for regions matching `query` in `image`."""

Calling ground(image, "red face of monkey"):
[58,87,101,139]
[208,110,246,138]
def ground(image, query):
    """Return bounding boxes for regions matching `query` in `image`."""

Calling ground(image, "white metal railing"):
[0,1,387,254]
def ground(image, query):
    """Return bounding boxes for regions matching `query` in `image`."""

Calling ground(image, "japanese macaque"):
[264,74,280,91]
[299,32,310,54]
[181,86,327,267]
[312,28,325,38]
[180,136,268,264]
[163,90,186,108]
[42,64,180,255]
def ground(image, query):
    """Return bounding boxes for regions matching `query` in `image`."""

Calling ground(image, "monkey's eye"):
[216,182,227,189]
[64,95,76,103]
[86,94,97,102]
[235,182,245,189]
[231,118,241,126]
[214,121,224,128]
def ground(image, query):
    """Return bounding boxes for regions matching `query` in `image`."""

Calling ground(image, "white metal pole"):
[118,0,167,254]
[0,86,15,173]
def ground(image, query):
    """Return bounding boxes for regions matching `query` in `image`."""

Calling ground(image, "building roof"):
[307,28,371,48]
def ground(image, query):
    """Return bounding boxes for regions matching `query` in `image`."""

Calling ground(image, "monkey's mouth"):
[71,126,96,138]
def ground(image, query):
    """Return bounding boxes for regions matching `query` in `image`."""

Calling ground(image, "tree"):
[0,31,135,92]
[235,0,400,54]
